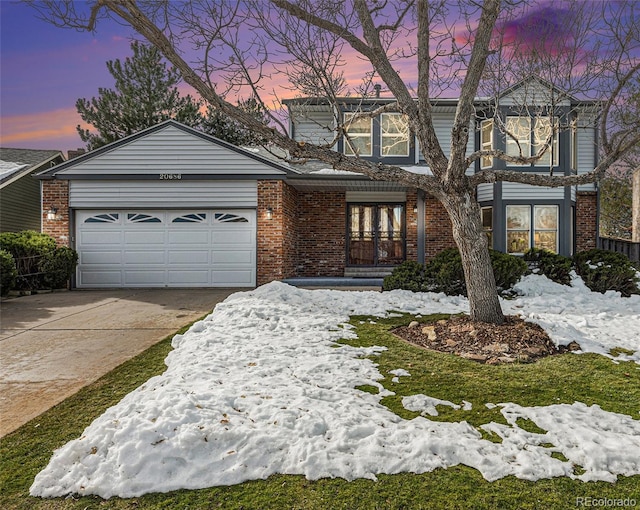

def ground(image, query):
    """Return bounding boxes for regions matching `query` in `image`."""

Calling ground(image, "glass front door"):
[348,204,405,266]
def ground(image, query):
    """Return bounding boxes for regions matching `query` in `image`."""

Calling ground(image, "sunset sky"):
[0,1,633,157]
[0,2,142,153]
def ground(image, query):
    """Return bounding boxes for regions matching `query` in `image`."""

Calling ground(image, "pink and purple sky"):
[0,2,141,154]
[0,1,631,157]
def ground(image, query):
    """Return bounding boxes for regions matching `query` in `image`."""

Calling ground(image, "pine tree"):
[201,97,268,146]
[76,41,203,150]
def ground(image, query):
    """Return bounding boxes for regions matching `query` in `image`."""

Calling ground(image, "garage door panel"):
[124,271,167,286]
[212,230,253,245]
[80,231,122,245]
[212,250,254,265]
[82,251,122,264]
[168,231,209,244]
[124,231,165,244]
[168,250,209,264]
[80,271,123,286]
[124,250,166,264]
[212,270,254,285]
[168,270,211,285]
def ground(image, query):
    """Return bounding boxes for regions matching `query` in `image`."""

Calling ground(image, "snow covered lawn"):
[31,274,640,499]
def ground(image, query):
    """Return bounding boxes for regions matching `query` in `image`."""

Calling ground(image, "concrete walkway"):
[0,288,239,437]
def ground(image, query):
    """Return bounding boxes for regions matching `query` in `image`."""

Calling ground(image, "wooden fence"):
[598,237,640,263]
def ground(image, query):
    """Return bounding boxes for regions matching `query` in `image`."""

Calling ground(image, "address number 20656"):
[159,173,182,180]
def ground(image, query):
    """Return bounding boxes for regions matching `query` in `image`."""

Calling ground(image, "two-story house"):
[284,77,599,269]
[38,78,599,288]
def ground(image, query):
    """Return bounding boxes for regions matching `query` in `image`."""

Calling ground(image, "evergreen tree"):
[201,97,268,146]
[76,41,203,150]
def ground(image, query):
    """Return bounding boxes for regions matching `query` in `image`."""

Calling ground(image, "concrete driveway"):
[0,288,240,437]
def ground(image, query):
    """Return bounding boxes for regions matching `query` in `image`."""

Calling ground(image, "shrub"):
[523,248,572,286]
[40,247,78,289]
[423,248,466,296]
[0,249,17,296]
[383,248,527,296]
[489,249,528,292]
[382,261,429,292]
[0,231,56,289]
[0,231,78,290]
[573,249,640,297]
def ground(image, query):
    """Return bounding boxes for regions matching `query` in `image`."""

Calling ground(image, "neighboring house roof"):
[36,120,300,180]
[0,148,64,187]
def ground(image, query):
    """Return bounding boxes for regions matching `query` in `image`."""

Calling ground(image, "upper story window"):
[480,119,493,169]
[505,116,558,166]
[380,113,409,157]
[343,113,372,157]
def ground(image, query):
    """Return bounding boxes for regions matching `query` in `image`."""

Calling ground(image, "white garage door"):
[76,210,256,288]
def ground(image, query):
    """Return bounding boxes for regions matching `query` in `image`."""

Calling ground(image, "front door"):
[348,204,405,266]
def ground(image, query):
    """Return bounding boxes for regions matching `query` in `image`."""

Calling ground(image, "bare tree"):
[29,0,640,324]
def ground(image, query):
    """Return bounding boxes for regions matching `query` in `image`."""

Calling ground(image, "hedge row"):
[0,231,78,296]
[383,247,640,297]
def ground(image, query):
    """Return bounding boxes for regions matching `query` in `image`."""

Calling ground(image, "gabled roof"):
[0,148,64,187]
[37,120,299,180]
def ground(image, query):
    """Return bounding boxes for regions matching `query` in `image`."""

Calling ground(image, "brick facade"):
[297,191,346,277]
[41,180,70,247]
[40,177,598,285]
[576,191,598,252]
[257,180,298,285]
[405,191,419,262]
[424,193,456,260]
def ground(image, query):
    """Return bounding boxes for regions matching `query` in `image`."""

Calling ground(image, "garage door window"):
[85,213,119,223]
[127,213,162,223]
[172,213,207,223]
[214,213,249,223]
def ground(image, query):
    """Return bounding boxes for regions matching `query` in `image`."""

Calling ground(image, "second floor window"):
[381,113,409,157]
[344,113,372,157]
[480,119,493,168]
[505,116,558,166]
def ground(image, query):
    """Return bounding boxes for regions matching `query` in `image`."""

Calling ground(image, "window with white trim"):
[481,207,493,248]
[343,113,372,156]
[506,205,559,254]
[480,119,493,169]
[532,117,559,166]
[380,113,409,157]
[505,116,558,166]
[505,117,531,165]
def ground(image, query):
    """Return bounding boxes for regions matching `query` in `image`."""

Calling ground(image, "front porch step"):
[344,267,395,278]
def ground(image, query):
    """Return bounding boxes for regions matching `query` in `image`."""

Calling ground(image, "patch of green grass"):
[1,313,639,510]
[610,347,636,357]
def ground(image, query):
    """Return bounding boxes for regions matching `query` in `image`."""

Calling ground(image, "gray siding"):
[502,182,565,200]
[69,180,257,208]
[57,125,287,177]
[499,80,571,107]
[477,183,494,202]
[0,173,41,232]
[577,116,597,192]
[418,112,473,170]
[292,110,336,146]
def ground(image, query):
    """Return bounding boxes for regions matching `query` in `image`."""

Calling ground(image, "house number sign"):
[159,173,182,180]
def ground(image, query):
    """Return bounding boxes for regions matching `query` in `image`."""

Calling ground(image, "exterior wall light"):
[47,207,59,220]
[266,207,273,220]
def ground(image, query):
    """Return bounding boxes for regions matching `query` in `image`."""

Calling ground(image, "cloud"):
[0,108,89,151]
[496,4,575,56]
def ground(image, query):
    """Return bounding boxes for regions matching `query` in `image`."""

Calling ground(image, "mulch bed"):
[393,315,579,364]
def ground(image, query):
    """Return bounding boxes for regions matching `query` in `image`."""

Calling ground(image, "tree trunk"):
[441,190,505,325]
